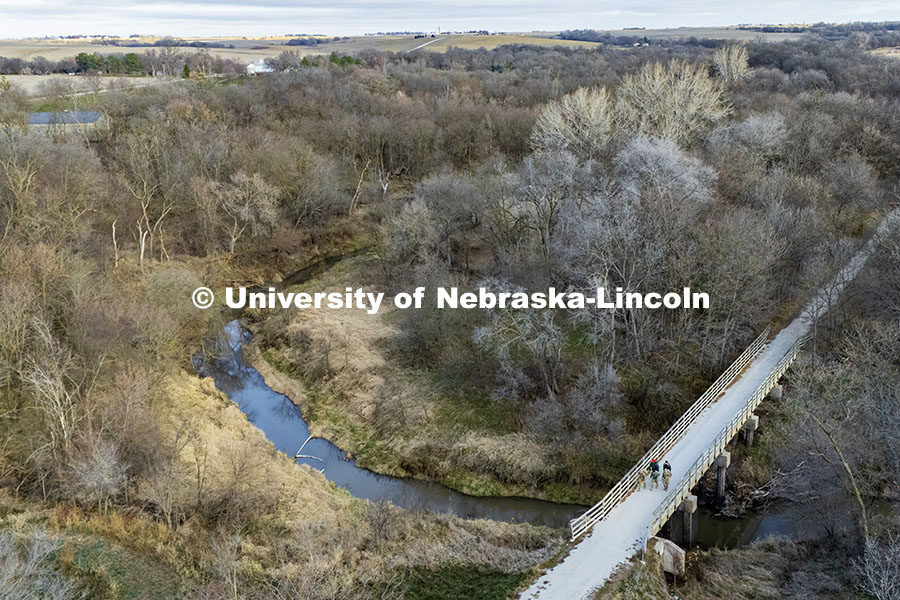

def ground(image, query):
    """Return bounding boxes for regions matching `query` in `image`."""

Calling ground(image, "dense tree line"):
[559,29,721,48]
[741,21,900,48]
[0,49,245,76]
[92,36,237,49]
[562,22,900,50]
[285,36,351,46]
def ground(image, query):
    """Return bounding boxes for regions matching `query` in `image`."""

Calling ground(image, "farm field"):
[0,26,807,66]
[0,39,291,63]
[592,26,807,41]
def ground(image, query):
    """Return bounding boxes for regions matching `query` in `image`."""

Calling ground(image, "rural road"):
[405,37,445,52]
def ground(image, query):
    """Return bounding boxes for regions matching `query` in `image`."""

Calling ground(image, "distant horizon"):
[0,0,896,40]
[0,22,865,42]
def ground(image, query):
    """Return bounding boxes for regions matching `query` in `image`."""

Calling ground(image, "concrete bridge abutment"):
[648,537,685,576]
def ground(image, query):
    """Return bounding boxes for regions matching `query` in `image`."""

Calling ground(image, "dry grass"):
[872,46,900,59]
[2,366,561,597]
[591,537,852,600]
[253,286,552,490]
[678,538,852,600]
[591,552,669,599]
[156,362,563,587]
[0,34,592,61]
[152,371,356,520]
[251,256,603,504]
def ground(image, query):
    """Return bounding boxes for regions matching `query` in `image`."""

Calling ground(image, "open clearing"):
[3,73,166,95]
[872,46,900,59]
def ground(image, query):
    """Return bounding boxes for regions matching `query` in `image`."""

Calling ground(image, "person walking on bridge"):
[662,460,672,491]
[649,459,660,489]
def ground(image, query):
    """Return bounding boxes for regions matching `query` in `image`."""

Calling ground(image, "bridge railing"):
[647,333,810,535]
[569,326,771,541]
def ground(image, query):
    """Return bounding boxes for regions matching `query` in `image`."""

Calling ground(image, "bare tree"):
[0,281,35,394]
[512,150,589,279]
[709,112,787,166]
[210,526,243,600]
[790,320,900,545]
[0,130,46,242]
[0,530,74,600]
[474,285,566,402]
[532,87,612,161]
[116,128,173,267]
[0,76,28,129]
[379,198,440,284]
[712,44,750,84]
[69,436,128,514]
[24,317,87,459]
[854,534,900,600]
[418,173,485,270]
[138,423,194,529]
[210,172,279,255]
[616,59,731,144]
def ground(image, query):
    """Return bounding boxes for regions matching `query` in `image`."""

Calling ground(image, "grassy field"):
[872,46,900,59]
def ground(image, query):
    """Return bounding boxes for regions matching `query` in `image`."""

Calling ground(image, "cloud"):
[0,0,896,38]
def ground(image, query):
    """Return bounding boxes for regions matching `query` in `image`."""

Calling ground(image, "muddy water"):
[694,498,896,550]
[694,504,813,549]
[201,321,585,527]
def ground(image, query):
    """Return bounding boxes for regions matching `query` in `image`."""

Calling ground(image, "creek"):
[201,321,585,528]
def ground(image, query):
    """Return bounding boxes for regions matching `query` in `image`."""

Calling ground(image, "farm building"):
[27,110,108,138]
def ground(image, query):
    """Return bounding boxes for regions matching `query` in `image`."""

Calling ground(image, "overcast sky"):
[0,1,896,39]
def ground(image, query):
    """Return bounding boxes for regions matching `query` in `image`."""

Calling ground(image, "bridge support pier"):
[669,494,698,548]
[715,451,731,508]
[768,384,783,400]
[742,415,759,448]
